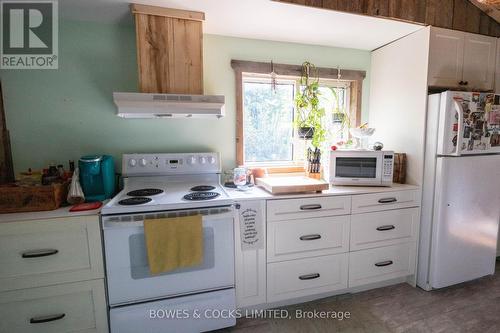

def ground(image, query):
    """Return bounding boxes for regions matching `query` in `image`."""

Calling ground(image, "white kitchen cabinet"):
[228,185,421,307]
[0,279,108,333]
[234,200,267,308]
[267,215,349,262]
[351,190,420,214]
[349,243,416,288]
[350,208,419,251]
[0,216,104,292]
[462,33,496,91]
[267,253,348,303]
[428,27,496,91]
[495,38,500,93]
[428,28,464,88]
[0,214,108,333]
[266,195,351,221]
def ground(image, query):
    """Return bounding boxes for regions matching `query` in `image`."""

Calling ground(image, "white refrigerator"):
[417,90,500,290]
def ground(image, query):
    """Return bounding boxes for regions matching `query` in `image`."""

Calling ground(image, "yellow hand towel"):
[144,215,203,275]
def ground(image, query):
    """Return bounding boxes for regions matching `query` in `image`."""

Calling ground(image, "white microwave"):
[327,150,394,186]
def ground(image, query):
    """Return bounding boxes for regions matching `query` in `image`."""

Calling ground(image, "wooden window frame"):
[231,59,366,169]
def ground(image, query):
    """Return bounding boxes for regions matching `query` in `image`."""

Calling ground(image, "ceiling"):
[60,0,424,51]
[470,0,500,23]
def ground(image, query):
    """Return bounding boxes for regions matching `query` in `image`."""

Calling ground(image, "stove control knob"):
[139,158,147,167]
[199,156,207,164]
[208,156,216,164]
[187,156,196,165]
[128,159,137,167]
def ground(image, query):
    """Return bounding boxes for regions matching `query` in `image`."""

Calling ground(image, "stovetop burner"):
[183,192,220,201]
[190,185,216,192]
[127,188,164,197]
[119,197,152,205]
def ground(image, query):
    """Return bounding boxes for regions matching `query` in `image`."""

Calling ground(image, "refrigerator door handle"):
[452,100,464,156]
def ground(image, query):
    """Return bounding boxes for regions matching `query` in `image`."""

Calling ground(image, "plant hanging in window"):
[294,62,326,149]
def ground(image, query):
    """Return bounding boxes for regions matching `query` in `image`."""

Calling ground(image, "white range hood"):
[113,92,225,119]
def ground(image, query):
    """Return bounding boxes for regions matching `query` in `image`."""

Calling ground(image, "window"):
[242,75,352,168]
[243,78,295,163]
[232,60,365,169]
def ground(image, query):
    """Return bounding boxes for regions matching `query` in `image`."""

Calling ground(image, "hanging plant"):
[330,87,351,136]
[294,62,326,148]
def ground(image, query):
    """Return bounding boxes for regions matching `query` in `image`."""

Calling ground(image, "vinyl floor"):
[218,260,500,333]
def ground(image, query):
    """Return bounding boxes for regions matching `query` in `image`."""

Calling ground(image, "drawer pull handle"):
[30,313,65,324]
[376,225,396,231]
[22,249,59,258]
[300,204,322,210]
[299,234,322,241]
[378,197,397,204]
[375,260,394,267]
[298,273,320,280]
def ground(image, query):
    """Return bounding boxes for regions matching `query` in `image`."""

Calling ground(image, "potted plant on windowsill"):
[294,62,326,148]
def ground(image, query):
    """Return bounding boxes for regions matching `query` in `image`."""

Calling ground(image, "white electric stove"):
[101,152,233,215]
[101,153,236,333]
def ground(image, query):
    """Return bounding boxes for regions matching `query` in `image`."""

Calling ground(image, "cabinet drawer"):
[349,243,416,288]
[0,279,108,333]
[350,208,420,251]
[0,216,104,291]
[351,190,420,214]
[267,196,351,221]
[267,254,348,302]
[267,215,349,262]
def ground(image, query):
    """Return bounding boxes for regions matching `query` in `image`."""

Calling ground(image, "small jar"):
[233,167,247,186]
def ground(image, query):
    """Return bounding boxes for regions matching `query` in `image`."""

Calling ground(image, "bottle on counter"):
[57,164,65,178]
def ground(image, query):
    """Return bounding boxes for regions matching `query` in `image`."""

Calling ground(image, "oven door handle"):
[102,209,235,229]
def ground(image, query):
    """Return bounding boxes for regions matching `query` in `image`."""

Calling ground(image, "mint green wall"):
[1,20,371,174]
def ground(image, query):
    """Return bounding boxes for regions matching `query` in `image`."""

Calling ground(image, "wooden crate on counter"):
[393,153,407,184]
[0,182,68,213]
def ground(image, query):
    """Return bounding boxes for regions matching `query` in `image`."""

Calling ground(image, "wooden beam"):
[469,0,500,23]
[274,0,500,37]
[230,60,366,81]
[130,4,205,21]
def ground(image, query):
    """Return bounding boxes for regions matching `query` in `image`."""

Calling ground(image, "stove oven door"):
[102,207,235,306]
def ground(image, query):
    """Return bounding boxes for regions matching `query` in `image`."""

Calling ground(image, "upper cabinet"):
[131,4,205,94]
[462,33,497,91]
[496,39,500,93]
[428,27,496,91]
[428,28,464,88]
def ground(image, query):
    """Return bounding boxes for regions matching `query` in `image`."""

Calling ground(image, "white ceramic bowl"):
[349,127,375,138]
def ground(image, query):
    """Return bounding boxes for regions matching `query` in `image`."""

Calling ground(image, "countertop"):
[0,184,420,223]
[0,202,105,224]
[224,183,420,201]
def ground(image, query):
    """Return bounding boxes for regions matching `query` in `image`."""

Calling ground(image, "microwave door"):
[333,154,381,185]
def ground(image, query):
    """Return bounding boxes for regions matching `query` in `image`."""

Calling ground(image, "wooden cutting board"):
[256,176,329,194]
